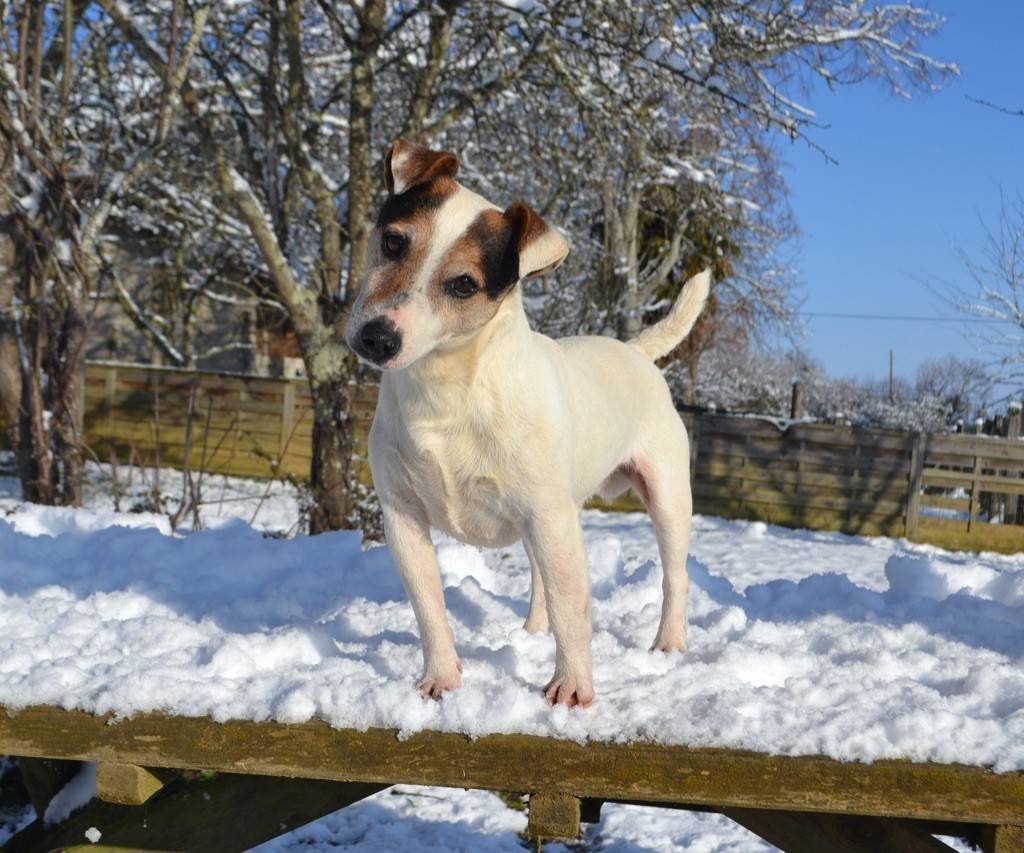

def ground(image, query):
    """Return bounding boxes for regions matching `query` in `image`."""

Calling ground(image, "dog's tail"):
[628,269,711,361]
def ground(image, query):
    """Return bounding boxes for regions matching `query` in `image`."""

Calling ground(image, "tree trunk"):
[296,0,386,535]
[0,144,21,453]
[18,284,53,504]
[345,0,386,300]
[604,175,643,342]
[54,286,87,506]
[308,350,360,535]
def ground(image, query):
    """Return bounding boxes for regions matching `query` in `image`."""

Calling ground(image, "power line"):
[800,312,1006,324]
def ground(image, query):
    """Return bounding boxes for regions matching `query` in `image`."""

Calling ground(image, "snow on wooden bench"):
[2,506,1024,850]
[1,704,1023,852]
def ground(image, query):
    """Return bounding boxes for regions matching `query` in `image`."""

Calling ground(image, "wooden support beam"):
[17,758,82,820]
[95,764,170,806]
[979,824,1024,853]
[2,772,388,853]
[724,808,961,853]
[527,793,581,839]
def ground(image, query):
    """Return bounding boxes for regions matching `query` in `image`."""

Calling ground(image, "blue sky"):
[780,0,1024,396]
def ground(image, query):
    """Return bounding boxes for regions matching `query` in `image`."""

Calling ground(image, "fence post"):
[1009,402,1022,441]
[103,364,118,441]
[904,433,926,539]
[968,454,982,533]
[688,415,701,478]
[1006,402,1021,525]
[279,379,297,465]
[790,381,803,419]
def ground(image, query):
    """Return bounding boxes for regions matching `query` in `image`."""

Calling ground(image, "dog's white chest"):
[403,419,521,547]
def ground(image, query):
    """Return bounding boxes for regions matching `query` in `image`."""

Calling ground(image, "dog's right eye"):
[382,233,406,258]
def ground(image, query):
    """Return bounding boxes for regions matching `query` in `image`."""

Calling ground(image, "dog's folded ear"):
[384,139,460,195]
[504,202,569,280]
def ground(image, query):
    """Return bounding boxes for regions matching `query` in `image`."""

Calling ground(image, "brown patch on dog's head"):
[424,208,518,336]
[504,202,569,280]
[384,139,460,195]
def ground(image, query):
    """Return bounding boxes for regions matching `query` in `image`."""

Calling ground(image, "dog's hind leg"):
[628,439,693,654]
[522,540,550,634]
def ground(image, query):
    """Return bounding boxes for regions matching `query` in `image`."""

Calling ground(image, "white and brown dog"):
[346,140,710,708]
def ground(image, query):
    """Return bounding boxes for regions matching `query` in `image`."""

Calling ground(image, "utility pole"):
[888,348,894,404]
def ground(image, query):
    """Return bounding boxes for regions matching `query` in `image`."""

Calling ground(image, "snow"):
[42,763,96,827]
[1,490,1011,850]
[252,785,912,853]
[1,503,1023,775]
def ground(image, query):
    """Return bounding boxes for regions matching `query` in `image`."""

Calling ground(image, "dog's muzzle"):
[353,317,402,366]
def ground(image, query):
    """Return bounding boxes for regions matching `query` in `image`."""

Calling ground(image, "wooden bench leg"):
[979,825,1024,853]
[723,808,961,853]
[527,793,581,840]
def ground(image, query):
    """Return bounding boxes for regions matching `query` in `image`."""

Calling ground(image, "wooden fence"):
[2,363,1022,553]
[80,361,376,482]
[685,415,1024,554]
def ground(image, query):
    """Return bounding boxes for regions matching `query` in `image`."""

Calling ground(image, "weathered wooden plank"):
[924,435,1024,465]
[2,706,1023,826]
[921,469,1024,496]
[84,394,300,419]
[694,482,907,517]
[92,415,285,444]
[85,363,305,397]
[919,494,970,512]
[696,439,911,474]
[698,460,913,496]
[912,517,1024,554]
[692,496,901,537]
[723,808,961,853]
[697,418,919,452]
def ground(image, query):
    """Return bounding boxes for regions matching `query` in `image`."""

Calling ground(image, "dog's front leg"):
[382,502,462,698]
[524,513,594,708]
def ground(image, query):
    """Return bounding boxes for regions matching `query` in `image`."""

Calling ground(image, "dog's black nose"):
[358,318,402,364]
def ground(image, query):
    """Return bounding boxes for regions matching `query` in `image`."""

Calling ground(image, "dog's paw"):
[650,633,687,654]
[543,675,594,709]
[418,661,463,700]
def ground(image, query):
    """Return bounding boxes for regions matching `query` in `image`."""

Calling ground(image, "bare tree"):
[0,1,203,505]
[47,0,954,533]
[440,1,954,347]
[940,192,1024,393]
[915,355,993,424]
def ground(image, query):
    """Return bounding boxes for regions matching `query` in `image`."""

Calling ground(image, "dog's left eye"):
[446,275,479,299]
[382,233,406,258]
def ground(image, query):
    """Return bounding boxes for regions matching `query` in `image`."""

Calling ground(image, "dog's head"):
[345,140,568,370]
